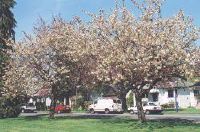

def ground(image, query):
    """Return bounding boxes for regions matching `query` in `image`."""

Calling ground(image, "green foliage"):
[71,97,92,111]
[163,107,200,114]
[83,101,92,110]
[161,102,175,109]
[0,0,16,101]
[0,0,16,44]
[0,95,27,118]
[127,92,134,107]
[71,96,84,110]
[35,102,46,111]
[0,116,200,132]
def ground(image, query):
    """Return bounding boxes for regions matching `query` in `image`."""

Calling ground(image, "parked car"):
[52,104,71,114]
[21,103,36,113]
[88,98,123,114]
[128,102,163,114]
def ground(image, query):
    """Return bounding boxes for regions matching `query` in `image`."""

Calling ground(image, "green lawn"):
[163,107,200,114]
[0,116,200,132]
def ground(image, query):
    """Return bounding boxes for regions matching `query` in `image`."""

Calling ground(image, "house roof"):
[190,82,200,87]
[189,82,200,89]
[34,88,50,97]
[156,80,193,89]
[34,85,51,97]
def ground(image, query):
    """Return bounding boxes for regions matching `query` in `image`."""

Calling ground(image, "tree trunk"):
[120,93,127,111]
[49,95,56,118]
[49,85,57,118]
[135,92,146,122]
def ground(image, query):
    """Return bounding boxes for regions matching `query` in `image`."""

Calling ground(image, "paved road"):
[20,111,200,122]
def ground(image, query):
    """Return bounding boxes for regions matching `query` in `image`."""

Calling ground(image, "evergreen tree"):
[0,0,16,91]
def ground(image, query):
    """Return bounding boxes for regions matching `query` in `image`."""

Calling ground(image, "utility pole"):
[175,80,179,112]
[75,85,81,108]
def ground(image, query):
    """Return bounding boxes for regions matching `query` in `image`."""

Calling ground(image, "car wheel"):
[130,110,134,114]
[21,109,25,113]
[67,109,71,113]
[146,110,150,115]
[57,111,61,114]
[105,108,110,114]
[89,109,95,114]
[119,111,124,114]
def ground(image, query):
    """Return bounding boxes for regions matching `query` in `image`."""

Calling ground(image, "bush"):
[0,95,27,118]
[127,92,134,107]
[161,102,175,109]
[35,102,46,111]
[84,101,92,110]
[71,96,85,110]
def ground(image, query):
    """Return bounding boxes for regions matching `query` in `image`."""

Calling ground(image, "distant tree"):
[0,0,17,118]
[4,17,98,118]
[0,0,16,92]
[127,92,134,107]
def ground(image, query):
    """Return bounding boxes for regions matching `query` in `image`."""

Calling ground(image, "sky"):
[14,0,200,44]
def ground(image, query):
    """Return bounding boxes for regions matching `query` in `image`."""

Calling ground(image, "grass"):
[163,107,200,114]
[0,115,200,132]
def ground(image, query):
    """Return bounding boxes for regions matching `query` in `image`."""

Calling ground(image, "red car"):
[52,105,71,113]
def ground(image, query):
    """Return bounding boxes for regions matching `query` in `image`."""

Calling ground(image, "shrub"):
[161,102,175,109]
[84,101,92,110]
[35,102,46,111]
[127,92,134,107]
[0,95,27,118]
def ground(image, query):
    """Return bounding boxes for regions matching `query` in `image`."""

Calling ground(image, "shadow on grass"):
[100,117,200,130]
[10,113,200,131]
[17,114,117,121]
[164,108,184,112]
[17,115,47,121]
[51,115,200,130]
[53,114,117,120]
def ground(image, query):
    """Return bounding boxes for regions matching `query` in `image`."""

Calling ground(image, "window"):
[117,100,121,104]
[168,90,174,98]
[113,100,121,104]
[194,90,200,96]
[94,101,97,104]
[152,93,158,102]
[27,103,34,107]
[175,89,178,97]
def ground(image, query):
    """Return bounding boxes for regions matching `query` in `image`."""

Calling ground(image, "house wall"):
[149,88,194,108]
[127,87,199,108]
[190,90,198,107]
[176,88,190,108]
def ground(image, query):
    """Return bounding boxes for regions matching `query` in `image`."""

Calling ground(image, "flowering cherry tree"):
[3,0,200,121]
[3,17,99,117]
[86,0,200,122]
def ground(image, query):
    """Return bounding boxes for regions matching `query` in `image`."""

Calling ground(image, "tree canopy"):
[3,0,200,121]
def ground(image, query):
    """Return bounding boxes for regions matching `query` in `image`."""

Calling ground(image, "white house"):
[130,81,200,108]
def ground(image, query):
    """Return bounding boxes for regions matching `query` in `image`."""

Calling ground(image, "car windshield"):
[148,103,156,106]
[27,103,34,106]
[113,100,121,104]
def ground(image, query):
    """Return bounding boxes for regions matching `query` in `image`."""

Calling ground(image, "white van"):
[88,98,123,114]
